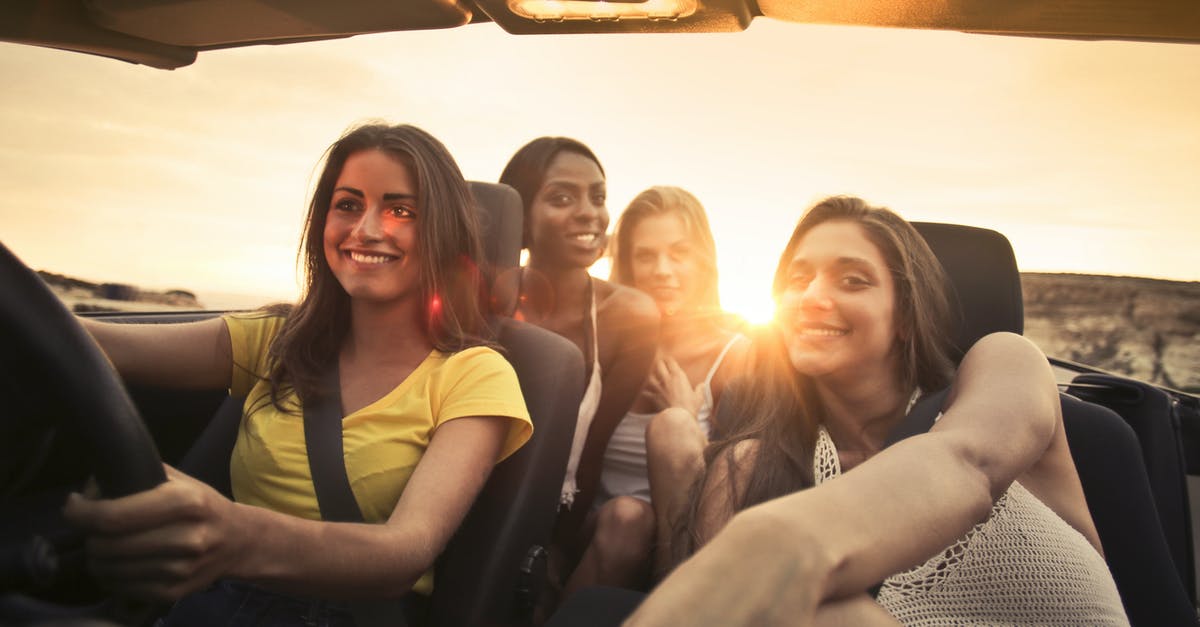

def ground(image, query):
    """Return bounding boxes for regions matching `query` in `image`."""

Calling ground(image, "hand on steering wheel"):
[0,241,167,621]
[63,465,246,603]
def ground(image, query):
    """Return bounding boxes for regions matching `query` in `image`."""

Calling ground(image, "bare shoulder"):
[594,278,659,327]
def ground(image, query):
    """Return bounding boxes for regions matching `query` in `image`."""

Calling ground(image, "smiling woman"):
[562,185,750,592]
[497,136,660,610]
[61,123,533,626]
[323,150,422,307]
[2,5,1199,627]
[630,196,1126,626]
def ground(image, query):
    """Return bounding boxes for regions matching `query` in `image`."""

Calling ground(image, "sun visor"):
[85,0,473,47]
[0,1,197,69]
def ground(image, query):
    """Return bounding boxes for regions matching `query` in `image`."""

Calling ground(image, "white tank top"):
[597,333,745,503]
[559,279,602,509]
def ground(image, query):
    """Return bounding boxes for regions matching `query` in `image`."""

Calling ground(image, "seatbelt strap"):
[304,364,365,523]
[303,364,414,627]
[883,386,951,447]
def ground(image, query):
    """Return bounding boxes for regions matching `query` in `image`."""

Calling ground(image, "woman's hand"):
[642,355,703,417]
[62,464,249,602]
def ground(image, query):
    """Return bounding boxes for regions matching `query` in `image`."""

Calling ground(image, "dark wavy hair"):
[263,123,490,409]
[498,136,604,249]
[609,185,722,313]
[673,195,955,565]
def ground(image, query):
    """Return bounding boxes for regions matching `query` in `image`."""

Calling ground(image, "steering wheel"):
[0,241,166,622]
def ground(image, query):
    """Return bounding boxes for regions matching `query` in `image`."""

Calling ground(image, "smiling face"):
[323,149,422,306]
[629,212,704,316]
[525,150,608,269]
[777,220,899,383]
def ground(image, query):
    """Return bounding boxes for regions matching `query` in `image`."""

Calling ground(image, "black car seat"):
[179,181,585,627]
[1059,389,1196,626]
[913,221,1197,626]
[1067,372,1196,602]
[430,182,585,626]
[909,222,1024,359]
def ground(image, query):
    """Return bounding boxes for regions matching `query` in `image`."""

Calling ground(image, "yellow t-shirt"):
[223,313,532,595]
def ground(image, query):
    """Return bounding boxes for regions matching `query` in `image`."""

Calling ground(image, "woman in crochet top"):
[627,195,1126,625]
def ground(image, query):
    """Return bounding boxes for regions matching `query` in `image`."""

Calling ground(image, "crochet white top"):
[813,427,1129,626]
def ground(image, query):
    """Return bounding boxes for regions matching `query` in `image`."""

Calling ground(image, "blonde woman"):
[565,186,749,594]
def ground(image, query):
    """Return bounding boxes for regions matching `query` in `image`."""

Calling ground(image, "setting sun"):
[719,277,777,325]
[587,252,778,325]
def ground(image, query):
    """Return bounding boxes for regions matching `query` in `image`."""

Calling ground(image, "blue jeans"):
[158,580,355,627]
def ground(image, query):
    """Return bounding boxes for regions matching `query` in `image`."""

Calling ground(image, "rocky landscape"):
[1023,273,1200,393]
[37,270,203,312]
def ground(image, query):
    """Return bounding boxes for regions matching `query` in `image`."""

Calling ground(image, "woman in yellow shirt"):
[66,123,532,625]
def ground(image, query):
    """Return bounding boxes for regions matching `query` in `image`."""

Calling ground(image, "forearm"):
[80,317,145,376]
[776,332,1058,597]
[743,432,994,602]
[67,418,506,603]
[231,503,435,599]
[238,415,509,598]
[79,316,232,388]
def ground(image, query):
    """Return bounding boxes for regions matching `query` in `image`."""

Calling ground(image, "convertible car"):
[2,1,1198,626]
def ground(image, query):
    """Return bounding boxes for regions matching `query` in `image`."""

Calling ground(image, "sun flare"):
[719,278,777,326]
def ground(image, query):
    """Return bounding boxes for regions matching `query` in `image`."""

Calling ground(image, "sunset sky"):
[2,18,1198,322]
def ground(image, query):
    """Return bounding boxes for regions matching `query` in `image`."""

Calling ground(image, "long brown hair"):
[264,123,490,409]
[609,186,722,313]
[673,195,955,564]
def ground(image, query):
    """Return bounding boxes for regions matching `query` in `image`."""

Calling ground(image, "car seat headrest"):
[912,222,1024,361]
[469,181,523,273]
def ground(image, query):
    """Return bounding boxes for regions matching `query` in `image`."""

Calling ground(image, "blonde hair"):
[609,186,721,312]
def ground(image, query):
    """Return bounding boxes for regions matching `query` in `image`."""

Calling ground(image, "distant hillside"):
[1022,273,1200,393]
[38,270,203,312]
